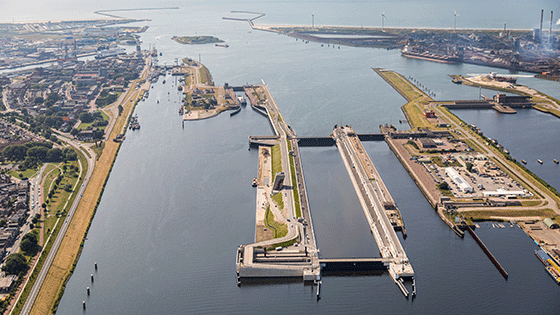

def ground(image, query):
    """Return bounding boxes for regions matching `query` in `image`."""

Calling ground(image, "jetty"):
[333,126,414,296]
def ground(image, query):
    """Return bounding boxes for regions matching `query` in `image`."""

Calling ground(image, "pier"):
[237,83,320,283]
[333,125,414,296]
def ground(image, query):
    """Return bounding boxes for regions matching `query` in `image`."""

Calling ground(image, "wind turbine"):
[453,10,459,32]
[312,13,315,29]
[381,12,386,32]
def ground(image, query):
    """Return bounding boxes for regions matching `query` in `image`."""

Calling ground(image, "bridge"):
[319,257,392,272]
[333,125,415,297]
[296,134,384,147]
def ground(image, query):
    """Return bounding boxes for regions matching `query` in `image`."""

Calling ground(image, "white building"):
[483,188,527,198]
[445,167,474,193]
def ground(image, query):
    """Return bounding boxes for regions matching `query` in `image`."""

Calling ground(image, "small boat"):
[162,80,166,84]
[215,44,229,48]
[252,178,257,187]
[452,77,463,84]
[554,159,559,164]
[522,160,527,164]
[538,159,543,164]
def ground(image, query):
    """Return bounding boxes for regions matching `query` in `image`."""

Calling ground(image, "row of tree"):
[2,142,77,170]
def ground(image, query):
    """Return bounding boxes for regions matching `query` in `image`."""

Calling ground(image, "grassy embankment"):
[199,65,213,86]
[28,78,146,314]
[264,206,288,238]
[287,141,301,218]
[374,69,432,129]
[41,161,81,239]
[462,209,557,221]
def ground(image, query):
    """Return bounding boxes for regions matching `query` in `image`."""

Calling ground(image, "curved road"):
[16,135,95,315]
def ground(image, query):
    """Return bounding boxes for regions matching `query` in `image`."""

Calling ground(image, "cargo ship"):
[489,72,517,84]
[401,45,460,64]
[535,248,560,285]
[95,47,126,59]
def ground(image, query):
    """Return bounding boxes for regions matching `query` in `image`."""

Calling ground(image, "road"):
[431,103,558,214]
[17,134,95,315]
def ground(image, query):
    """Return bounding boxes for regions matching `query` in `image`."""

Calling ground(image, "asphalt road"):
[17,135,95,315]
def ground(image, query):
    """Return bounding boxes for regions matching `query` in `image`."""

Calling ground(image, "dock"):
[237,83,320,283]
[333,125,414,296]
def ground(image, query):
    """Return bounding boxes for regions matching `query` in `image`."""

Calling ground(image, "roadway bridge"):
[358,133,385,141]
[297,137,336,147]
[333,125,415,297]
[297,134,384,147]
[319,257,392,272]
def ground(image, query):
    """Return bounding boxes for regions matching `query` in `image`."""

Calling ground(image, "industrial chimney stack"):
[540,9,544,35]
[550,11,554,44]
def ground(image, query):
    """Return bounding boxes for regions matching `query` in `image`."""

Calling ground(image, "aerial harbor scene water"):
[0,0,559,314]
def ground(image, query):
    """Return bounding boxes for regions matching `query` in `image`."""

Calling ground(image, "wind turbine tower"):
[453,10,459,32]
[312,14,314,29]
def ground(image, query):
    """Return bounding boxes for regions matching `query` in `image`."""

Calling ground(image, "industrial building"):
[543,218,559,229]
[445,167,474,193]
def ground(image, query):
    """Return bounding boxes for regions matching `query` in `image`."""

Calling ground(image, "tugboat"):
[252,178,257,187]
[522,160,527,164]
[554,159,559,164]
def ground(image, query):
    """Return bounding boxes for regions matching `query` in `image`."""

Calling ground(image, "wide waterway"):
[2,0,558,314]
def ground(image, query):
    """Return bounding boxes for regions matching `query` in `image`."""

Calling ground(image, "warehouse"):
[445,167,474,193]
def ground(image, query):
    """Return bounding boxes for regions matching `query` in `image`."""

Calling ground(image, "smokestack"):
[540,9,544,35]
[550,11,554,44]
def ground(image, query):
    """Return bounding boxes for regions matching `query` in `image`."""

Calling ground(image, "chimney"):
[550,11,554,44]
[540,9,544,35]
